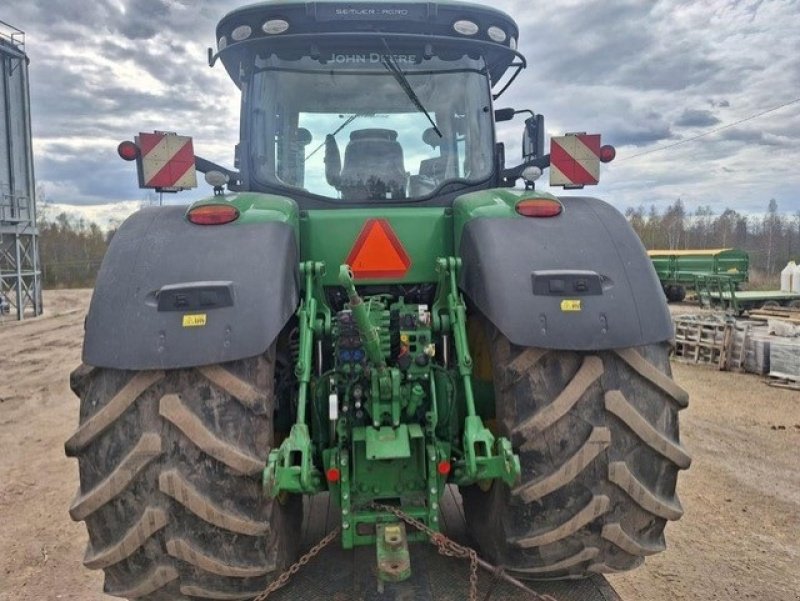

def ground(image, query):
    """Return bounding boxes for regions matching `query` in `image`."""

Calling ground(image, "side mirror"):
[494,108,516,122]
[522,114,545,161]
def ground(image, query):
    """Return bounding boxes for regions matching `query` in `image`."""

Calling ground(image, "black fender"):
[83,206,299,370]
[458,197,673,350]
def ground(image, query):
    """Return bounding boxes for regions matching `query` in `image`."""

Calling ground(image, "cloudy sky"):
[3,0,800,226]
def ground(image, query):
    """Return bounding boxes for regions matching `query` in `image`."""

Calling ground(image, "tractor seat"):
[339,129,406,200]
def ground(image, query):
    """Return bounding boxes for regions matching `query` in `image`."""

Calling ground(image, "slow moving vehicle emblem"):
[346,219,411,279]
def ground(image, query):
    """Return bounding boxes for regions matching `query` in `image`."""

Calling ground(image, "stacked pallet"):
[672,315,770,373]
[673,313,800,389]
[744,326,772,375]
[749,306,800,324]
[673,316,735,369]
[768,337,800,389]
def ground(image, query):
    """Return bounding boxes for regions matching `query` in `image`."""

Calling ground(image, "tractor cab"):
[211,0,523,206]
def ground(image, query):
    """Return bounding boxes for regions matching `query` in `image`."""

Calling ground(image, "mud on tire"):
[463,324,690,579]
[65,352,301,600]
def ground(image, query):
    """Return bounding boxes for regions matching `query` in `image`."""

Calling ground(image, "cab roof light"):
[453,20,479,36]
[263,19,290,34]
[487,26,507,43]
[187,204,240,225]
[231,25,252,41]
[516,198,563,218]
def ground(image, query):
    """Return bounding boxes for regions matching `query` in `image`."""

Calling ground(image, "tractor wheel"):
[462,323,690,579]
[65,352,301,600]
[664,286,685,303]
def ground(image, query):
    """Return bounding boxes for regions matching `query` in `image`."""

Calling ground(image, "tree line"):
[37,212,112,288]
[35,198,797,289]
[626,198,796,277]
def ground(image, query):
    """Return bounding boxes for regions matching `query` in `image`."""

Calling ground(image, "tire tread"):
[463,323,689,579]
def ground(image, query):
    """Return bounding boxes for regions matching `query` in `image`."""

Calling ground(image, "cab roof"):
[214,0,522,86]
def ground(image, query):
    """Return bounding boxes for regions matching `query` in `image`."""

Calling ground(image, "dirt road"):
[1,290,798,601]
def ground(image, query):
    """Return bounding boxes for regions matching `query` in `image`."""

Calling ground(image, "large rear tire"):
[65,352,301,600]
[463,323,690,579]
[664,285,686,303]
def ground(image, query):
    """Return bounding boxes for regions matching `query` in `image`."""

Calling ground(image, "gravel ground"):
[1,290,798,601]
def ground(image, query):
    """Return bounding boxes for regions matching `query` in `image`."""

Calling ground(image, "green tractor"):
[66,1,690,599]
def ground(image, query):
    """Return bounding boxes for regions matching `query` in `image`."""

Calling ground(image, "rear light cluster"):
[187,204,239,225]
[117,141,139,161]
[600,145,616,163]
[515,198,563,218]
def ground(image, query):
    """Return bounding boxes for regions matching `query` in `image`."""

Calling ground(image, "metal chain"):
[370,503,557,601]
[250,504,558,601]
[251,526,341,601]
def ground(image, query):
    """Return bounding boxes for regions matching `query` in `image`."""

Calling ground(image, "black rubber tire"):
[65,352,301,600]
[463,323,690,579]
[761,300,780,308]
[664,285,685,303]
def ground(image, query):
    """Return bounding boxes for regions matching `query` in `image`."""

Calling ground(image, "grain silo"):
[0,20,41,320]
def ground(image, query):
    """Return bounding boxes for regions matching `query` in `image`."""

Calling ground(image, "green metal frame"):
[262,253,520,553]
[694,273,800,314]
[650,249,750,289]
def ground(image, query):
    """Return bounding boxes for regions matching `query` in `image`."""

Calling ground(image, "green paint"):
[188,192,300,232]
[263,423,323,496]
[365,425,414,460]
[340,266,388,368]
[432,257,520,487]
[264,253,519,539]
[300,208,453,286]
[649,248,750,287]
[264,262,327,497]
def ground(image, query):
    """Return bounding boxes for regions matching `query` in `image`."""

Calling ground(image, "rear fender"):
[457,195,672,350]
[83,205,299,369]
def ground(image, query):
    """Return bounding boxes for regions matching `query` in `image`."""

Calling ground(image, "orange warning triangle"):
[346,219,411,279]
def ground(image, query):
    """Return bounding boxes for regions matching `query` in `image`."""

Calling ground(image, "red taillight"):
[187,204,239,225]
[117,141,139,161]
[515,198,563,218]
[326,468,341,483]
[437,460,451,476]
[600,144,616,163]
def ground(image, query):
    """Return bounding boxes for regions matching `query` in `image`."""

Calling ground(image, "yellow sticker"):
[182,314,207,328]
[560,299,582,312]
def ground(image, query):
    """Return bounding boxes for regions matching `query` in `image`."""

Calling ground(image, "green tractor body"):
[66,1,690,598]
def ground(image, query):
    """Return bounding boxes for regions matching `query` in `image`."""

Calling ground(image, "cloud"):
[717,128,790,147]
[117,0,171,40]
[676,109,722,127]
[2,0,799,221]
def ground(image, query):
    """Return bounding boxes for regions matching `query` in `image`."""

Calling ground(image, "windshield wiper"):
[380,40,443,138]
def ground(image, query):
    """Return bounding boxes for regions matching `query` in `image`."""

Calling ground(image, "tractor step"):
[266,488,624,601]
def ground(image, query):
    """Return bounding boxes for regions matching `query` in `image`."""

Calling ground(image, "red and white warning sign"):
[549,134,601,188]
[135,131,197,191]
